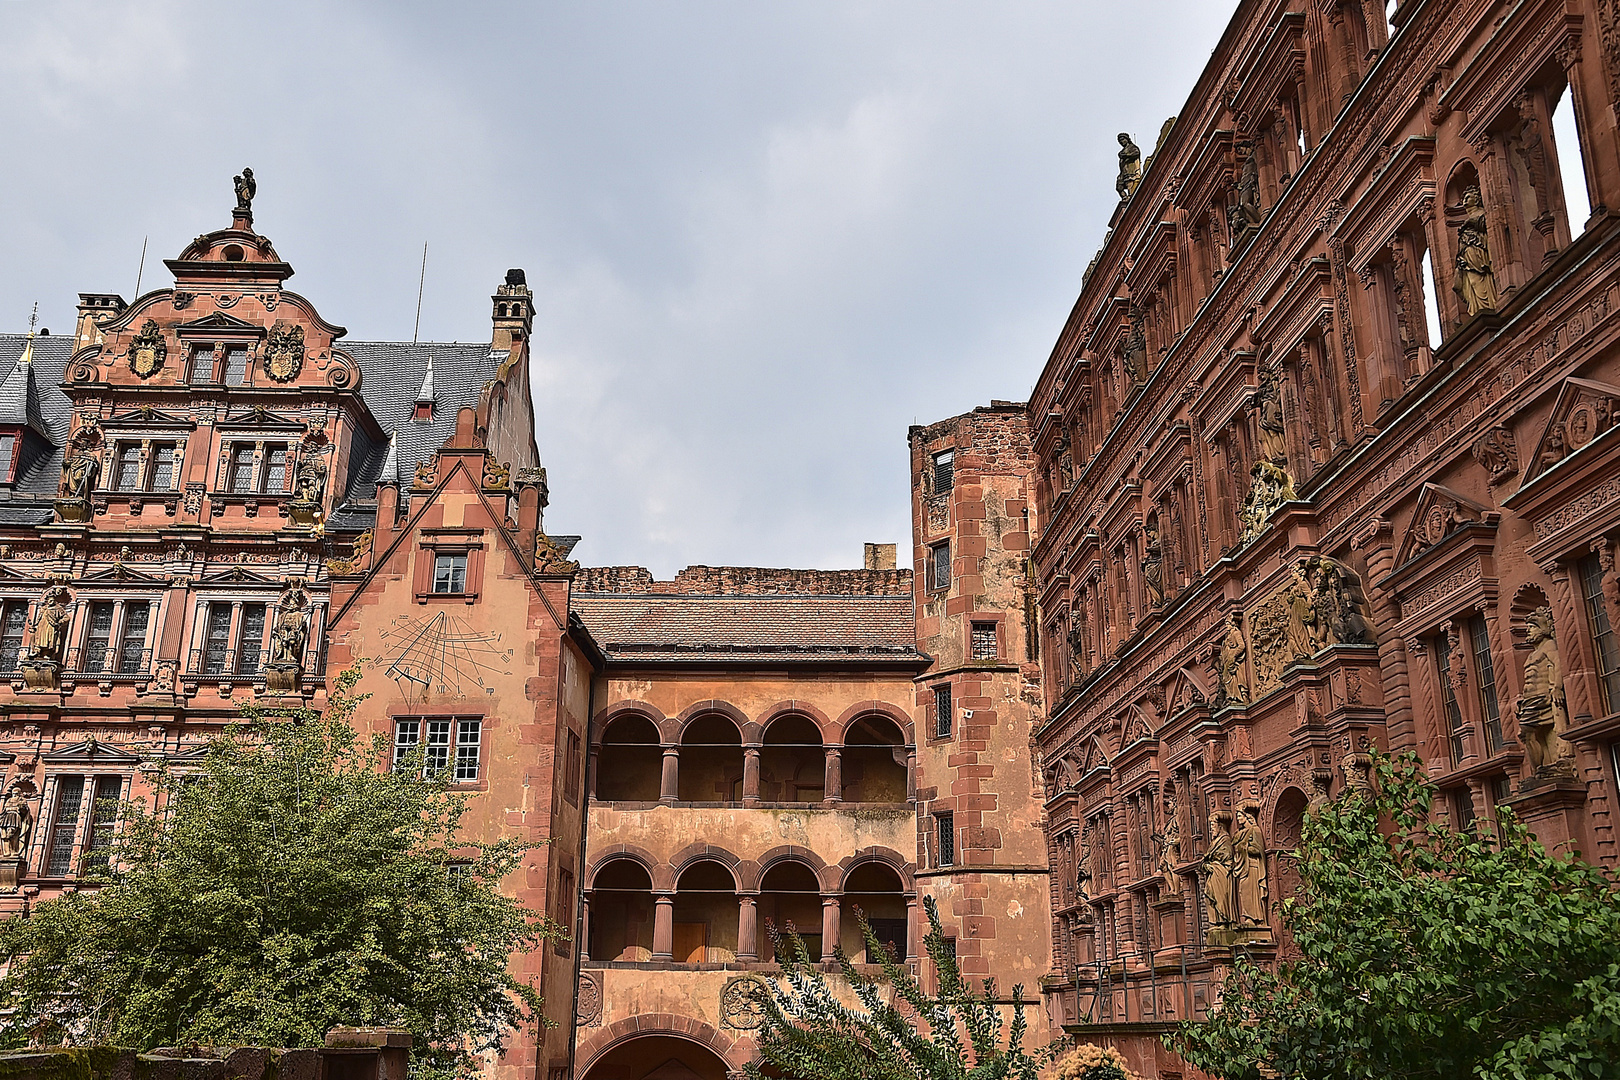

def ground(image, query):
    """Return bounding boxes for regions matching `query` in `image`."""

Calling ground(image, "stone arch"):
[752,845,829,892]
[575,1016,745,1080]
[837,846,915,892]
[676,698,750,739]
[669,842,743,886]
[755,699,836,744]
[586,844,670,893]
[830,700,915,745]
[591,699,671,744]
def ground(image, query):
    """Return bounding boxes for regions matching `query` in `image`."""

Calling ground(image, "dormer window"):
[0,434,16,483]
[414,402,434,423]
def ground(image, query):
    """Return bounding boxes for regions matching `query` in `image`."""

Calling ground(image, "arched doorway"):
[842,862,907,963]
[589,859,655,962]
[597,716,661,801]
[761,714,824,803]
[758,860,823,962]
[680,714,744,802]
[841,715,908,802]
[581,1034,729,1080]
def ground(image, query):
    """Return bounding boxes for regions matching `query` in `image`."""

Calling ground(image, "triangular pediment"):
[1122,706,1153,746]
[106,405,194,427]
[0,565,42,586]
[195,566,283,587]
[163,744,212,763]
[78,563,170,586]
[43,738,143,765]
[1522,377,1620,486]
[1396,482,1497,566]
[174,311,263,334]
[219,405,304,428]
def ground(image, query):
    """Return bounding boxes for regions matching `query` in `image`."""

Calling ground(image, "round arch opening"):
[598,715,661,801]
[842,715,909,803]
[680,714,743,802]
[762,714,824,803]
[589,859,654,962]
[581,1033,730,1080]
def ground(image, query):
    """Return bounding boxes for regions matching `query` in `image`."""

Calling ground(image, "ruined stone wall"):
[577,564,911,596]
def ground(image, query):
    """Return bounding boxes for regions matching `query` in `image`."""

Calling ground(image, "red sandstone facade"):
[1019,0,1620,1073]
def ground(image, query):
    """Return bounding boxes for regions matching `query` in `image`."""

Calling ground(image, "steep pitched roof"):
[0,333,73,495]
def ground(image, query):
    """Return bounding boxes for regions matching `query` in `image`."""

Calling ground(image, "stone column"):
[652,893,675,961]
[1546,559,1598,726]
[905,893,920,961]
[736,893,759,962]
[1353,519,1416,750]
[742,746,761,806]
[823,747,842,806]
[660,745,680,804]
[820,895,841,962]
[579,895,591,961]
[906,748,918,803]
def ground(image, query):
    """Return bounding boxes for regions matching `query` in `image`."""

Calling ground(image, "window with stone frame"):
[196,601,268,676]
[1434,632,1467,767]
[934,683,953,739]
[935,811,955,867]
[42,774,123,879]
[1467,614,1505,754]
[413,536,485,602]
[1578,554,1620,715]
[927,541,951,592]
[564,729,583,802]
[392,716,483,783]
[971,620,999,661]
[554,868,575,956]
[0,600,27,672]
[113,443,143,492]
[933,449,955,493]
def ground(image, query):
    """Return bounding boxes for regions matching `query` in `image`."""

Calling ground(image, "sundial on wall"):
[376,612,514,703]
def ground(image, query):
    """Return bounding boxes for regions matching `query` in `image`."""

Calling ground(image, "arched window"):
[679,714,743,802]
[596,716,661,801]
[589,860,654,962]
[841,715,909,803]
[762,714,823,803]
[672,861,738,963]
[842,862,907,963]
[758,861,822,962]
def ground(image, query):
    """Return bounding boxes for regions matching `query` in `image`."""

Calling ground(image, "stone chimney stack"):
[864,543,897,571]
[491,268,533,354]
[75,294,126,350]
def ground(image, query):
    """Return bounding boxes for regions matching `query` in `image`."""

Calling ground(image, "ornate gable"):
[173,311,264,335]
[106,405,195,427]
[195,566,283,587]
[1396,482,1497,566]
[42,738,143,765]
[1522,376,1620,486]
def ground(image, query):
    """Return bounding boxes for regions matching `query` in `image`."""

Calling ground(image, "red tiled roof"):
[570,593,919,662]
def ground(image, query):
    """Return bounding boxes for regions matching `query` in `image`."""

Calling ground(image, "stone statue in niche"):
[1233,803,1269,928]
[1217,609,1249,705]
[1202,812,1236,929]
[1310,556,1371,646]
[1156,789,1183,897]
[265,583,311,693]
[1075,825,1093,903]
[286,455,328,528]
[0,778,35,861]
[1119,303,1148,383]
[57,421,104,523]
[1255,368,1289,467]
[234,167,256,211]
[1142,517,1165,608]
[1452,186,1499,317]
[21,585,72,690]
[1116,133,1143,200]
[1517,605,1573,777]
[1056,434,1075,492]
[1238,460,1297,542]
[1229,140,1263,246]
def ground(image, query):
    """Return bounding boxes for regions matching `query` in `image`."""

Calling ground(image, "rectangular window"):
[434,553,469,594]
[564,730,583,798]
[262,445,288,493]
[235,603,267,675]
[971,621,998,661]
[933,449,955,493]
[1468,615,1503,754]
[424,719,453,775]
[117,601,150,674]
[934,684,953,739]
[192,345,218,382]
[202,604,234,674]
[82,775,122,876]
[555,868,575,955]
[223,346,249,385]
[114,444,143,492]
[1490,774,1513,808]
[149,444,177,491]
[455,719,482,782]
[1579,554,1620,714]
[45,776,85,877]
[0,433,15,482]
[393,719,421,772]
[83,601,115,674]
[229,446,257,493]
[935,811,955,867]
[1451,789,1476,832]
[1435,636,1466,767]
[0,600,27,671]
[928,542,950,592]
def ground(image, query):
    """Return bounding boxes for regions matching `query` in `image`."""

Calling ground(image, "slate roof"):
[570,592,923,665]
[0,333,73,497]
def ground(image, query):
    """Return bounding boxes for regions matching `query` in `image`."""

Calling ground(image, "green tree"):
[0,668,552,1078]
[1170,750,1620,1080]
[748,896,1049,1080]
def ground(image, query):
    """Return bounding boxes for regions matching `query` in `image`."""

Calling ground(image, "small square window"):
[928,542,951,592]
[971,621,998,661]
[433,553,468,594]
[934,684,952,739]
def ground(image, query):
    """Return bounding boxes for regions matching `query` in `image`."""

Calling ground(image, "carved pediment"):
[43,738,143,765]
[1522,377,1620,486]
[1121,707,1154,747]
[1081,736,1110,775]
[1396,483,1497,566]
[195,566,283,587]
[219,405,304,429]
[78,564,169,586]
[106,405,194,427]
[173,311,263,335]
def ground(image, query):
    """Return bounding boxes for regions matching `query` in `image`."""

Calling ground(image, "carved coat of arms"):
[127,320,167,378]
[264,321,305,382]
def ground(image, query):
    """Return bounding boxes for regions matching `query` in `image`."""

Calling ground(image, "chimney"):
[516,480,543,557]
[76,294,126,349]
[491,268,533,354]
[864,543,897,571]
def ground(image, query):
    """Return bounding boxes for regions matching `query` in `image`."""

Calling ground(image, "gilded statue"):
[1116,132,1142,200]
[1218,609,1249,705]
[0,781,32,860]
[26,587,71,664]
[1142,518,1165,608]
[1233,804,1269,927]
[1518,605,1572,775]
[234,167,257,211]
[1453,186,1499,317]
[1203,812,1236,928]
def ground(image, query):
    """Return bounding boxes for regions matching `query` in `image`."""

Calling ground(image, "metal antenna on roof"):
[133,237,148,298]
[413,241,429,344]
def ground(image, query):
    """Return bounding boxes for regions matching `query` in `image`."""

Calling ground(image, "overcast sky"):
[1,1,1231,577]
